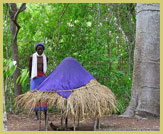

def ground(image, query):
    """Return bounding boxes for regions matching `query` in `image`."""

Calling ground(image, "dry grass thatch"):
[15,79,117,119]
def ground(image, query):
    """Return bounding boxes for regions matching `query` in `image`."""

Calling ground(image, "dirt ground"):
[7,112,160,131]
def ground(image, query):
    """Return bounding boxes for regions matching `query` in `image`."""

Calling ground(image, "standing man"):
[29,42,48,120]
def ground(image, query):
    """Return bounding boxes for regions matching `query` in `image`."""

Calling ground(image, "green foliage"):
[3,58,17,80]
[3,3,136,114]
[16,69,29,92]
[3,58,17,112]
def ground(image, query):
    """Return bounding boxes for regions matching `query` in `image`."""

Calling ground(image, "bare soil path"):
[7,113,160,131]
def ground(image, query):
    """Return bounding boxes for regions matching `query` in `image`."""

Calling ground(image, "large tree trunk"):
[7,3,26,96]
[121,3,160,118]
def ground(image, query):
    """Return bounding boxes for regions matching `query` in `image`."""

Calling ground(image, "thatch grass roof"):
[15,79,117,119]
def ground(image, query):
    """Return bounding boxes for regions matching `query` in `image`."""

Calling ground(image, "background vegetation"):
[3,3,136,114]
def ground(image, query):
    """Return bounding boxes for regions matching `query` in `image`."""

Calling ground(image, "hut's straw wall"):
[15,79,118,119]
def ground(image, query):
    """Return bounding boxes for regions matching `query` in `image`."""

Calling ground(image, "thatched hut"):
[15,57,117,130]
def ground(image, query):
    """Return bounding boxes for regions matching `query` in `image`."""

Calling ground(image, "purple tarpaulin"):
[37,57,95,99]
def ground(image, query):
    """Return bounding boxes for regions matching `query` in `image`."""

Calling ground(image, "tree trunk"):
[107,4,113,75]
[5,5,10,110]
[53,4,69,66]
[7,3,26,96]
[96,3,100,40]
[3,78,8,131]
[121,3,160,118]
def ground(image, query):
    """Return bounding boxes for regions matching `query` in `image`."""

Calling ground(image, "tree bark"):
[120,3,160,118]
[7,3,26,96]
[3,78,8,131]
[5,7,13,112]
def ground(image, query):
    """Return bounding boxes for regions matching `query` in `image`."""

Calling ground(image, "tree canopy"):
[3,3,136,113]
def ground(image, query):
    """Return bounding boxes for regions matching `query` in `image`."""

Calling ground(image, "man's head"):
[35,42,45,55]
